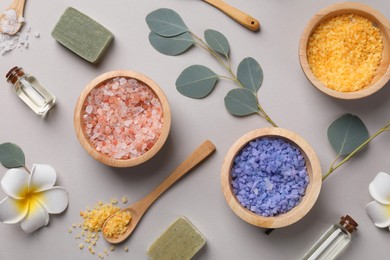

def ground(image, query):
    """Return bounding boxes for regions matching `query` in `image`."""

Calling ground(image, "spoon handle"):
[8,0,26,17]
[134,140,216,212]
[203,0,260,31]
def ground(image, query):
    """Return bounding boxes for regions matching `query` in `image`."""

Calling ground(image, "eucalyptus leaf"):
[146,8,189,37]
[237,57,263,93]
[224,88,259,116]
[204,29,230,57]
[149,32,194,56]
[0,143,25,169]
[176,65,219,99]
[327,114,369,156]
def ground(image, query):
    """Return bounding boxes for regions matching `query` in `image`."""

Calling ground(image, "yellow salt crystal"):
[103,210,132,239]
[98,253,104,259]
[88,245,93,250]
[121,196,127,204]
[72,223,77,228]
[68,228,73,233]
[110,198,118,204]
[124,247,129,252]
[307,14,383,92]
[79,243,84,249]
[109,246,115,251]
[98,201,103,206]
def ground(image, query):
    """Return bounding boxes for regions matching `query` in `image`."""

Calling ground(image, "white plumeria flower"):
[366,172,390,230]
[0,164,68,233]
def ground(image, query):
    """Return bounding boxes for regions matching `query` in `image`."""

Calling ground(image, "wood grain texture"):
[0,0,26,35]
[299,2,390,100]
[74,70,171,167]
[221,128,322,229]
[103,140,216,244]
[203,0,260,31]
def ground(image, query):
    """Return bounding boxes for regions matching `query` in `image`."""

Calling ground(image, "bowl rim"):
[73,70,171,167]
[299,2,390,100]
[221,127,322,228]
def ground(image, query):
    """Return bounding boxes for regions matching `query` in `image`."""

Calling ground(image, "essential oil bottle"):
[6,66,56,116]
[301,215,358,260]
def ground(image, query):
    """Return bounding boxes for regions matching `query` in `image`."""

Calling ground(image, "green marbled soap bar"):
[147,217,206,260]
[51,7,113,63]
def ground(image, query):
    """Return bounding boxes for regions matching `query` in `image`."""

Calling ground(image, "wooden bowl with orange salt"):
[299,2,390,99]
[74,71,171,167]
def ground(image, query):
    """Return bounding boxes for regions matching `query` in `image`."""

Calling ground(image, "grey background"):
[1,0,390,259]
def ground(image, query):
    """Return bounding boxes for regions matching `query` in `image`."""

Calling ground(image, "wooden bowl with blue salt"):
[74,70,171,167]
[221,128,322,228]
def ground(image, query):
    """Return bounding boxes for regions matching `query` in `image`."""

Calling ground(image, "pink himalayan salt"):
[83,77,164,159]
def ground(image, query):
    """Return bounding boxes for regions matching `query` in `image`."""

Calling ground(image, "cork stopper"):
[339,215,358,233]
[6,66,25,84]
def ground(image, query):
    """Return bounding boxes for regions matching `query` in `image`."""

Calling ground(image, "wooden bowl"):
[74,71,171,167]
[299,2,390,99]
[221,128,322,228]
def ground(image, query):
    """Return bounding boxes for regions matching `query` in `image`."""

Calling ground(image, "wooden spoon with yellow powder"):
[102,140,216,244]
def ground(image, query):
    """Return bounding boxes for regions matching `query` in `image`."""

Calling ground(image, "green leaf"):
[224,88,259,116]
[148,32,194,56]
[327,114,369,156]
[237,57,263,93]
[176,65,219,99]
[0,143,25,169]
[204,29,230,57]
[146,8,189,37]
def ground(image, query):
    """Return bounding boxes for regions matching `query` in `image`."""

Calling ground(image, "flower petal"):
[366,201,390,228]
[369,172,390,204]
[36,187,68,214]
[29,164,57,192]
[20,200,49,233]
[1,168,29,199]
[0,197,28,224]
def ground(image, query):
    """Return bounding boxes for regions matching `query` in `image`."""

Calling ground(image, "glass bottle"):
[6,66,56,116]
[301,215,358,260]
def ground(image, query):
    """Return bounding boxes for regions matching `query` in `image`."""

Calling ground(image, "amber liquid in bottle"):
[6,67,56,116]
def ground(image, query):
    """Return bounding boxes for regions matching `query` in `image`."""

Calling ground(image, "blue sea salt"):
[231,137,309,217]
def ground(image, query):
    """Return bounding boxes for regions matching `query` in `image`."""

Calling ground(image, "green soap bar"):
[147,217,206,260]
[51,7,113,63]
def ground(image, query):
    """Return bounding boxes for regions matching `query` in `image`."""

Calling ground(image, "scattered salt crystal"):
[0,10,39,55]
[33,32,40,38]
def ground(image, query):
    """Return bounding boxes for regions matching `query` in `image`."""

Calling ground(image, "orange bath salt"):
[103,211,132,239]
[307,14,383,92]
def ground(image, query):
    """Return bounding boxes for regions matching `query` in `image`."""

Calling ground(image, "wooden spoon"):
[203,0,260,31]
[0,0,26,35]
[102,140,216,244]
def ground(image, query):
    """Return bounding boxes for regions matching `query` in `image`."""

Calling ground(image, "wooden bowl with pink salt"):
[74,71,171,167]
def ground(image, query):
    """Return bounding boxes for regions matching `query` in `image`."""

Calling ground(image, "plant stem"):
[23,165,31,174]
[323,123,390,180]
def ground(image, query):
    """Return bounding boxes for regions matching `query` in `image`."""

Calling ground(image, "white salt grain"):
[0,10,38,55]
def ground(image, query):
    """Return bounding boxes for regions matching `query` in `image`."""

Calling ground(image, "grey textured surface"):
[1,0,389,260]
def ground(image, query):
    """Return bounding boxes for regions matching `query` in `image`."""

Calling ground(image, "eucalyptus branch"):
[146,8,278,127]
[324,121,390,181]
[191,31,278,127]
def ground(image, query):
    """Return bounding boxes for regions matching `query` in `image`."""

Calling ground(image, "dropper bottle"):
[301,215,358,260]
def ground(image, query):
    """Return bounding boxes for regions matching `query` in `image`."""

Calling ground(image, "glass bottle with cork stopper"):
[6,66,56,116]
[301,215,358,260]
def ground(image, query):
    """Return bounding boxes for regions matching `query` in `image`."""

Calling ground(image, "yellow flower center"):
[15,185,45,214]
